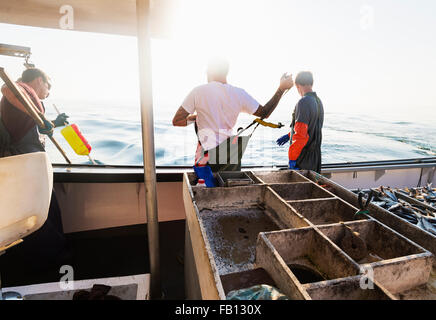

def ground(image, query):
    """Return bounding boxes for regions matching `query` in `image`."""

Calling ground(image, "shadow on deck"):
[0,220,186,300]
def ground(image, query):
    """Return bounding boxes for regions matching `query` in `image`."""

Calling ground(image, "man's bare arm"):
[172,106,196,127]
[253,74,294,119]
[253,88,286,119]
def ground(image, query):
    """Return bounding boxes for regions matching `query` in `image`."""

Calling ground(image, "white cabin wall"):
[54,181,185,233]
[325,167,435,190]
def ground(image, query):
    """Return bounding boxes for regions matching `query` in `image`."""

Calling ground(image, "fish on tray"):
[354,186,436,235]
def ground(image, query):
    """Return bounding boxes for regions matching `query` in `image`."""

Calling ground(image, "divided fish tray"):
[317,220,432,293]
[184,170,435,300]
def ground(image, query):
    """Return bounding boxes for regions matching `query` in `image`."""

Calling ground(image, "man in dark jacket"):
[0,68,71,278]
[0,68,69,155]
[277,71,324,173]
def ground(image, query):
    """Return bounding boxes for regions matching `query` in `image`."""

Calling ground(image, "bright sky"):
[1,0,435,120]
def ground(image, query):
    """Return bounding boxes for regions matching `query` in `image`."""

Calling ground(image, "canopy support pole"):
[136,0,161,299]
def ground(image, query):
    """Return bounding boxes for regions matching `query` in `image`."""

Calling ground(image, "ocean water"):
[44,100,436,167]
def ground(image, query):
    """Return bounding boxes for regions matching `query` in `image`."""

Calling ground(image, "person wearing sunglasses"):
[0,68,71,278]
[0,68,69,155]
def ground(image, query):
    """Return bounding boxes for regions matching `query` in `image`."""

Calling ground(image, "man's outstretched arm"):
[172,106,196,127]
[253,87,286,119]
[253,74,294,119]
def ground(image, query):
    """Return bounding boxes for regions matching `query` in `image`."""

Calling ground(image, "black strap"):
[195,122,245,165]
[194,121,208,166]
[193,116,283,167]
[194,118,258,158]
[194,122,201,145]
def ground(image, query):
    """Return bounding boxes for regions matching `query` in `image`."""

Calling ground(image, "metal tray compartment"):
[252,170,310,184]
[256,227,360,300]
[192,184,264,209]
[304,275,395,300]
[185,179,314,299]
[263,187,311,229]
[193,186,283,276]
[269,182,335,201]
[199,205,280,275]
[301,170,436,267]
[186,171,258,187]
[216,171,255,187]
[318,220,434,293]
[219,268,279,297]
[193,184,311,231]
[394,268,436,300]
[288,198,367,226]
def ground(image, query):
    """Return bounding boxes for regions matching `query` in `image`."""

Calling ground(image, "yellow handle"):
[254,118,284,129]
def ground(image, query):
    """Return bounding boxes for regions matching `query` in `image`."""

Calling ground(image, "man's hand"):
[288,160,300,170]
[279,73,294,91]
[254,74,293,119]
[38,119,54,137]
[276,134,290,146]
[53,113,69,127]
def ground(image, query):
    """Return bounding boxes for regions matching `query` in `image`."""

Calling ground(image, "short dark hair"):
[21,68,51,88]
[295,71,313,86]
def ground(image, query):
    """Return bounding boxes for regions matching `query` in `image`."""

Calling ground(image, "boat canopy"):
[0,0,174,37]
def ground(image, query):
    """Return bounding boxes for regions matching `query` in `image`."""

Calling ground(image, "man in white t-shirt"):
[172,58,294,185]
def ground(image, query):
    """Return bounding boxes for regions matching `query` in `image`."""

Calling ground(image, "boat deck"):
[0,220,185,300]
[183,169,436,300]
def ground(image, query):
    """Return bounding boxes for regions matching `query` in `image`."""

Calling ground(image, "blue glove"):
[53,113,69,127]
[38,119,54,137]
[276,134,290,146]
[193,165,217,187]
[288,160,300,170]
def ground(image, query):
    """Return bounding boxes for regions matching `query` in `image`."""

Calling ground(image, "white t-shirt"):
[181,81,260,151]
